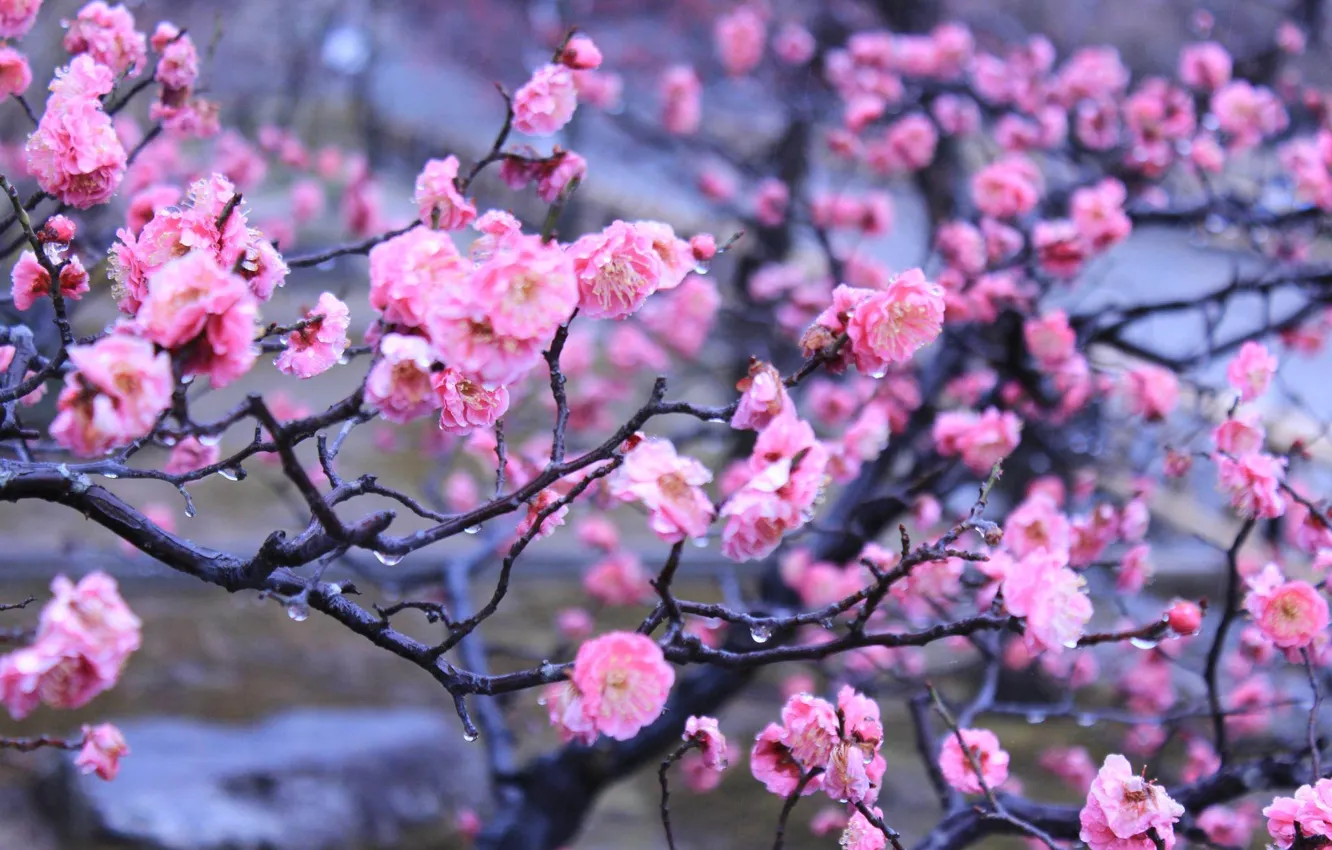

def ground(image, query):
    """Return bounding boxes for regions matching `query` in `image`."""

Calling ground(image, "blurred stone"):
[41,708,485,850]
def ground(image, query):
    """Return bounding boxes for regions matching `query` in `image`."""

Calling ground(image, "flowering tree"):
[5,1,1332,849]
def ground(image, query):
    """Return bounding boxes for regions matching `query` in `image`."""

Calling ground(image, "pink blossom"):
[165,436,220,476]
[1226,341,1277,402]
[1034,219,1090,278]
[1245,567,1328,649]
[660,65,701,135]
[933,407,1023,474]
[583,551,651,606]
[1166,600,1204,635]
[1121,365,1179,421]
[433,368,509,434]
[0,46,31,97]
[365,333,438,424]
[63,2,146,77]
[414,156,476,230]
[683,715,729,770]
[841,807,887,850]
[755,178,789,227]
[732,360,793,431]
[1213,411,1265,456]
[536,150,586,203]
[153,24,198,92]
[0,0,39,38]
[721,414,829,561]
[939,728,1009,795]
[1004,493,1071,558]
[1217,452,1287,519]
[751,723,813,797]
[513,64,577,136]
[773,23,815,65]
[26,58,127,208]
[568,220,666,318]
[1056,46,1129,106]
[571,631,674,741]
[577,516,620,553]
[936,221,986,276]
[559,34,602,70]
[640,275,719,358]
[75,723,128,781]
[1118,543,1154,594]
[714,5,765,76]
[871,114,939,175]
[932,94,981,135]
[1179,42,1232,91]
[845,269,945,376]
[136,252,258,388]
[1002,550,1093,654]
[544,680,597,745]
[1024,309,1077,369]
[369,227,468,333]
[1212,81,1288,148]
[781,693,840,768]
[972,156,1042,219]
[1040,746,1097,793]
[10,252,88,311]
[1071,179,1132,252]
[607,437,714,543]
[275,292,350,379]
[1079,754,1184,850]
[50,334,172,456]
[125,184,181,235]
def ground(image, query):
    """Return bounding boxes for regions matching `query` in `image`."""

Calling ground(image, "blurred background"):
[1,1,1331,848]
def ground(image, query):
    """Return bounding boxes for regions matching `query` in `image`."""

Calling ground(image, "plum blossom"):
[75,723,129,780]
[275,292,350,379]
[732,360,793,431]
[972,156,1041,218]
[1226,341,1277,402]
[0,0,39,38]
[50,334,172,456]
[661,65,701,135]
[26,56,127,208]
[845,269,946,376]
[513,64,577,136]
[1079,754,1184,850]
[413,155,476,230]
[683,715,729,770]
[568,220,667,318]
[433,368,509,435]
[1121,365,1179,421]
[607,437,714,543]
[63,2,145,76]
[1244,564,1329,649]
[721,413,829,561]
[714,5,765,76]
[1217,452,1287,519]
[583,551,650,606]
[932,407,1023,474]
[365,333,438,424]
[1179,42,1231,91]
[939,728,1009,795]
[10,251,88,311]
[569,631,674,741]
[0,46,31,97]
[1002,549,1093,653]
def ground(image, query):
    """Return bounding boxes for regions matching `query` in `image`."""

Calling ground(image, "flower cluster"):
[25,54,127,207]
[751,687,887,806]
[1079,754,1184,850]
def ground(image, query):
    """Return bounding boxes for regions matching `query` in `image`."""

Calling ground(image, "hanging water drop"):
[287,601,310,622]
[462,729,479,742]
[160,435,177,447]
[103,472,118,479]
[693,258,712,275]
[184,504,197,518]
[464,524,482,535]
[337,355,350,366]
[1062,639,1080,649]
[374,551,403,566]
[750,624,772,643]
[1025,711,1046,725]
[819,617,835,631]
[198,433,221,447]
[326,583,342,596]
[690,536,708,548]
[1076,713,1096,728]
[1129,637,1159,650]
[218,468,240,481]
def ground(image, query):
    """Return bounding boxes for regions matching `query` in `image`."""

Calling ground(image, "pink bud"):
[560,35,603,70]
[1167,600,1203,635]
[690,233,717,263]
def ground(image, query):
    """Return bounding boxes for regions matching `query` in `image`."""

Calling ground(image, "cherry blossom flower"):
[0,0,40,38]
[0,46,31,97]
[1179,42,1232,91]
[1121,365,1179,422]
[1213,412,1265,456]
[972,155,1041,218]
[75,723,129,780]
[939,728,1009,795]
[275,292,350,379]
[10,251,88,311]
[570,631,674,741]
[1002,549,1093,653]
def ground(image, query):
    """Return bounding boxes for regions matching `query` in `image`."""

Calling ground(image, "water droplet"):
[159,435,177,447]
[184,504,196,518]
[103,472,118,479]
[1204,213,1227,234]
[750,625,772,643]
[337,355,350,366]
[869,369,888,379]
[317,259,335,272]
[690,536,708,548]
[1129,637,1159,650]
[464,525,482,535]
[198,433,221,447]
[1025,711,1046,725]
[287,601,309,622]
[536,694,547,706]
[694,259,712,275]
[462,729,479,742]
[180,374,195,385]
[374,551,403,566]
[819,617,835,630]
[218,468,240,481]
[1076,713,1096,727]
[1062,639,1079,649]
